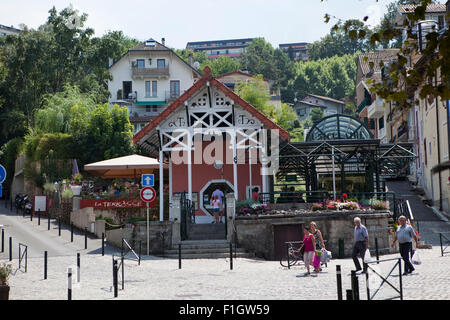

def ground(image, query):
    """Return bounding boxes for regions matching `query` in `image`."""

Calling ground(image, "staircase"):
[160,239,254,259]
[188,223,226,240]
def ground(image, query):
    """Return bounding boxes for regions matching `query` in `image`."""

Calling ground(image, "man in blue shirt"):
[391,216,418,275]
[352,217,369,273]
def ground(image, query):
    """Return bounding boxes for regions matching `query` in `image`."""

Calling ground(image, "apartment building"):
[294,94,346,121]
[279,42,309,62]
[108,38,201,133]
[186,38,254,59]
[0,24,21,37]
[357,3,449,214]
[356,49,400,143]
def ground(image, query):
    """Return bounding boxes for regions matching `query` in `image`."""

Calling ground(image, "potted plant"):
[71,173,83,196]
[0,263,12,300]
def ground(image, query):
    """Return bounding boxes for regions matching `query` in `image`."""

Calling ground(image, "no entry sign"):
[140,186,156,203]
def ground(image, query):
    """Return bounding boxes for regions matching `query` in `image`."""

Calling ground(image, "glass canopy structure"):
[276,115,416,198]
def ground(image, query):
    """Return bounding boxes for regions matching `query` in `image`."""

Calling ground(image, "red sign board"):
[80,198,156,210]
[140,187,156,203]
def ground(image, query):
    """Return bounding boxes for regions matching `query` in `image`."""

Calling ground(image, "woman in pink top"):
[297,226,315,276]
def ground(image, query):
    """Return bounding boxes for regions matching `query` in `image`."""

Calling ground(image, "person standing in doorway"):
[212,196,221,224]
[391,216,418,275]
[211,188,224,223]
[352,217,369,274]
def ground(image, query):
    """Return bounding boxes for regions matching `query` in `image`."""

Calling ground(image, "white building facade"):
[108,39,200,133]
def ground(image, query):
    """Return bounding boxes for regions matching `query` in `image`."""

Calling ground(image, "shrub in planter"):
[0,263,12,300]
[369,199,389,210]
[311,203,324,211]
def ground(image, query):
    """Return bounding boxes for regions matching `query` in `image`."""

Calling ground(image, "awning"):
[135,101,166,106]
[84,154,168,179]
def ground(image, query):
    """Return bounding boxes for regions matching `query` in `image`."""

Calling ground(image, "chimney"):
[161,38,165,46]
[188,53,194,67]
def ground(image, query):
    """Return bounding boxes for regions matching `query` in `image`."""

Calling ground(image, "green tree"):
[310,108,324,124]
[207,56,241,76]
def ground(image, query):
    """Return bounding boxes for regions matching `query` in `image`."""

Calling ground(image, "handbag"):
[313,252,321,269]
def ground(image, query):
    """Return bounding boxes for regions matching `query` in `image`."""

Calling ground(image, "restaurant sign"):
[80,198,156,209]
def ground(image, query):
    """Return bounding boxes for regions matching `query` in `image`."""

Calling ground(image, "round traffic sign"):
[0,164,6,183]
[140,187,156,202]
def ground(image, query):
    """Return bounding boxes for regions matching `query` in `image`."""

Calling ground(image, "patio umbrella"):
[83,154,167,179]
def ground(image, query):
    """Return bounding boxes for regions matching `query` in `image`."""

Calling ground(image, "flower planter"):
[0,285,10,300]
[71,185,82,196]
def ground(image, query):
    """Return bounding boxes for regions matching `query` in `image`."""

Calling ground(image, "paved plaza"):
[1,245,449,300]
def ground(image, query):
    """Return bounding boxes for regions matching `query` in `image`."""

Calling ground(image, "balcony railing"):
[132,67,170,78]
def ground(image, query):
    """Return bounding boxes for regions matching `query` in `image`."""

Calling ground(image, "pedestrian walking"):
[296,226,316,276]
[391,215,418,275]
[352,217,368,274]
[310,221,326,272]
[211,196,221,224]
[211,188,224,223]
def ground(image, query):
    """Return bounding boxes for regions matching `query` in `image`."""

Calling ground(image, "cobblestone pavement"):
[2,245,449,300]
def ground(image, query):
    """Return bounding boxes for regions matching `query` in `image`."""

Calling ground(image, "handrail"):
[121,238,140,263]
[19,243,27,273]
[365,258,403,300]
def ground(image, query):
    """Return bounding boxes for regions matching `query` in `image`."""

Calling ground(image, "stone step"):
[188,234,226,241]
[163,247,248,254]
[159,252,255,259]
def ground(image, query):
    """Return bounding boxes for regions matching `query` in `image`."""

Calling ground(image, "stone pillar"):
[171,195,181,245]
[226,193,235,242]
[72,196,81,211]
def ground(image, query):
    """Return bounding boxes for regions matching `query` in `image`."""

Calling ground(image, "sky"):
[0,0,419,49]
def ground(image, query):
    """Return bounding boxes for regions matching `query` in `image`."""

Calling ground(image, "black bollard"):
[121,255,124,290]
[375,238,379,263]
[44,251,48,280]
[113,260,118,298]
[336,265,343,300]
[230,242,233,270]
[84,227,87,250]
[77,253,80,283]
[351,270,360,300]
[178,243,181,269]
[1,228,4,253]
[101,232,105,256]
[68,268,72,300]
[339,238,344,259]
[9,237,12,261]
[138,241,141,265]
[30,210,32,221]
[48,212,51,230]
[38,210,41,226]
[286,242,290,270]
[58,217,61,236]
[71,223,74,243]
[346,289,353,300]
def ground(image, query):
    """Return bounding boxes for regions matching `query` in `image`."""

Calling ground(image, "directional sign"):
[140,186,156,203]
[0,164,6,183]
[141,174,154,187]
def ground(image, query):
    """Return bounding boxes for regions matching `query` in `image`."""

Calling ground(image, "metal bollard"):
[58,217,61,236]
[398,258,403,300]
[351,270,360,300]
[346,289,353,300]
[48,212,51,230]
[101,232,105,256]
[336,265,343,300]
[121,255,124,290]
[178,243,182,269]
[338,238,344,259]
[138,241,141,265]
[71,223,74,243]
[84,227,87,250]
[230,242,233,270]
[30,210,32,221]
[113,260,118,298]
[38,210,41,226]
[9,237,12,261]
[77,253,81,283]
[68,268,72,300]
[44,251,48,280]
[375,238,379,264]
[286,242,290,270]
[1,228,4,253]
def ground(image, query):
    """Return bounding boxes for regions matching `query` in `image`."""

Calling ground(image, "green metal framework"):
[277,115,415,194]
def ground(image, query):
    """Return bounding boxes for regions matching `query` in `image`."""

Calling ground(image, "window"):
[378,116,384,129]
[157,59,165,68]
[136,59,145,68]
[299,108,306,116]
[145,81,151,97]
[152,80,157,97]
[170,80,180,98]
[146,105,151,113]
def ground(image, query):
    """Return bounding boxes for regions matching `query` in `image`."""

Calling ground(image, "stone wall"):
[131,220,173,254]
[234,210,394,260]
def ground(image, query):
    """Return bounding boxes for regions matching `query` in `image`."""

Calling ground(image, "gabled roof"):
[357,49,400,83]
[133,66,290,147]
[304,94,346,106]
[108,38,201,77]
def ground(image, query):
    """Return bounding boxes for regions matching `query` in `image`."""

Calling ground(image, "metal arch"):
[306,114,374,142]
